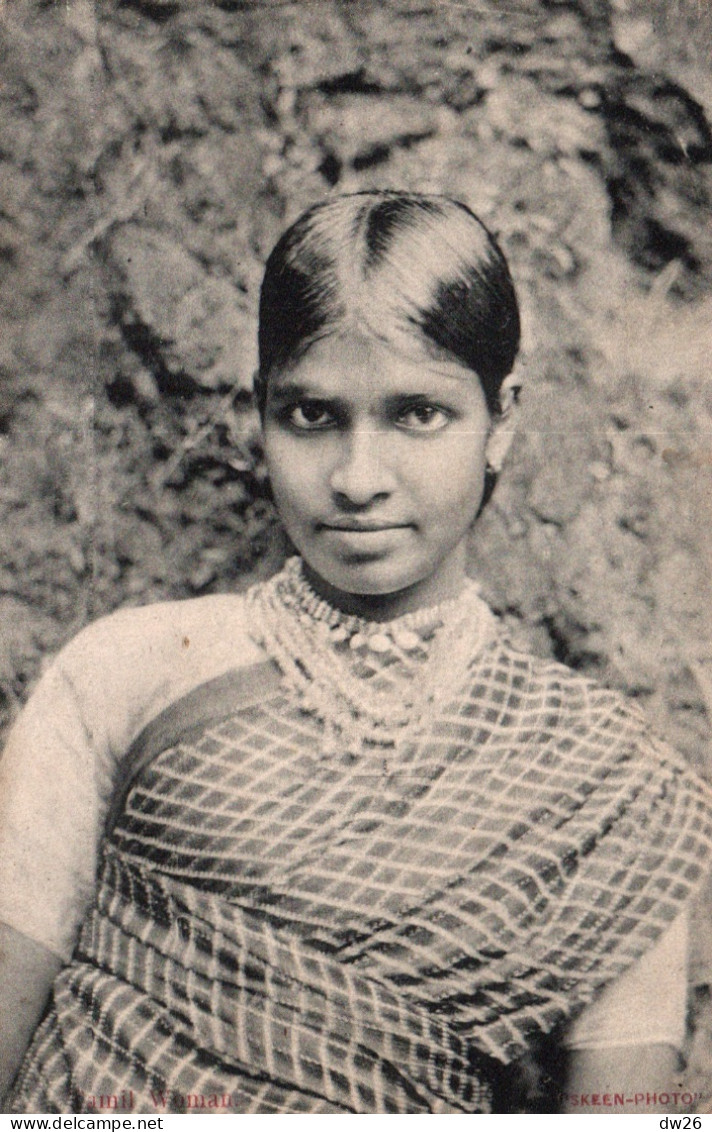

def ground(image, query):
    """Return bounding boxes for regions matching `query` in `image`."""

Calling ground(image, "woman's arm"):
[0,922,62,1108]
[0,596,260,960]
[560,911,691,1114]
[0,595,261,1109]
[563,1043,685,1114]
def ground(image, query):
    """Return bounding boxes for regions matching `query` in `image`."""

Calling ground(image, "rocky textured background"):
[1,0,712,1105]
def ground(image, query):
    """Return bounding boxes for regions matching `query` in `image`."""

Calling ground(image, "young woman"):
[1,191,711,1114]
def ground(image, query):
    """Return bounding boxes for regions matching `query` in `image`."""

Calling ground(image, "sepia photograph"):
[1,0,712,1116]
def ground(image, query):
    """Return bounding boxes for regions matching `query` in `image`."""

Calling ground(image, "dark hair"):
[256,190,520,416]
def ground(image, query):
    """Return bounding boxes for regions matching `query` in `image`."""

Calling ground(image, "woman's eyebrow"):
[386,390,449,403]
[383,383,468,407]
[266,381,323,404]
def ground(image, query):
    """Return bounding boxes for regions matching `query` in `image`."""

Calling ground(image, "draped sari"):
[11,638,712,1113]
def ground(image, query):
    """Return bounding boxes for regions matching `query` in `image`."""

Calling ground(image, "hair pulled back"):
[256,190,520,417]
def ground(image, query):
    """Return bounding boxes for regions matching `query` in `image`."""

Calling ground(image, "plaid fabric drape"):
[12,636,712,1113]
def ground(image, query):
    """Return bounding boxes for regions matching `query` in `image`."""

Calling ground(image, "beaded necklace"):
[245,557,495,754]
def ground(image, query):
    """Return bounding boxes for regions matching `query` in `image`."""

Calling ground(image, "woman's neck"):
[300,556,470,622]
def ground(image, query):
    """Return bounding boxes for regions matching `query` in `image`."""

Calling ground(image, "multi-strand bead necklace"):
[245,556,495,754]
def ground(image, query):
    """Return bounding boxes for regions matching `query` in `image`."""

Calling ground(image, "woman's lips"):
[316,525,412,552]
[317,523,414,563]
[319,520,411,532]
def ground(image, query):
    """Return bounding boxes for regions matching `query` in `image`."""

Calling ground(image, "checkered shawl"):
[12,634,712,1114]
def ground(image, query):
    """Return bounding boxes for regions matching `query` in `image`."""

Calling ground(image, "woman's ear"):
[485,374,520,473]
[252,370,266,419]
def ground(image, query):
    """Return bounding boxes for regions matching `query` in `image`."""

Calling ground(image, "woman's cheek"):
[268,448,323,522]
[427,440,486,505]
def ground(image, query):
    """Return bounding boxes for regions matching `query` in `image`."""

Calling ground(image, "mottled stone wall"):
[1,0,712,1096]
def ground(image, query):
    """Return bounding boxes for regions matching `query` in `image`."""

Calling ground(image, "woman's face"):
[262,331,495,618]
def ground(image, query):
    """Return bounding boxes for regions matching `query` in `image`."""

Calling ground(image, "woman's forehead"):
[269,331,481,398]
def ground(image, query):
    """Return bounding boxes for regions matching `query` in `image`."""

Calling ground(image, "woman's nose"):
[328,428,395,506]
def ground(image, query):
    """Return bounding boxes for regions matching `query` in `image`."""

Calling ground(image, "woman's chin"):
[300,552,464,619]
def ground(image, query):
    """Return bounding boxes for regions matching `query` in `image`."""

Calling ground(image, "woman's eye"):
[288,403,333,430]
[397,404,450,432]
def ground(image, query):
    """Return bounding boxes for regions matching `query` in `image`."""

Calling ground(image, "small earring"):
[476,463,498,519]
